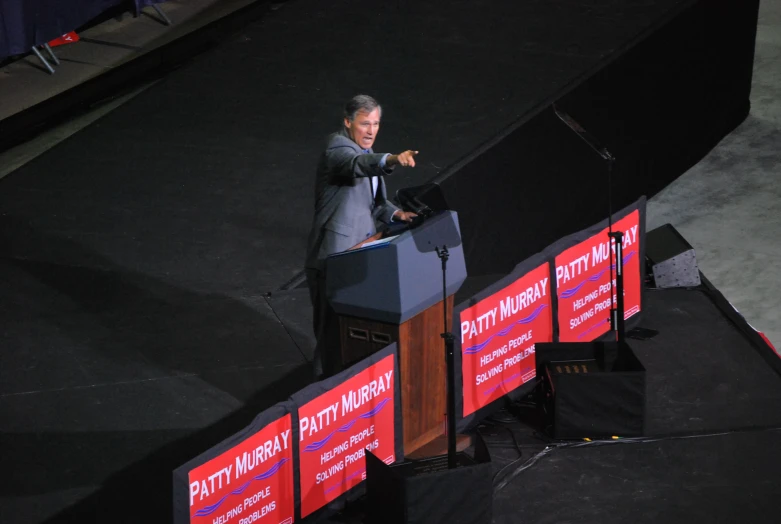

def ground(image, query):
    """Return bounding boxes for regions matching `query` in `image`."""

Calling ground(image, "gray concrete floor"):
[0,0,777,352]
[647,0,781,353]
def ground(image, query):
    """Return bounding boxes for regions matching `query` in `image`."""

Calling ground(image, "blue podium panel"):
[326,211,467,324]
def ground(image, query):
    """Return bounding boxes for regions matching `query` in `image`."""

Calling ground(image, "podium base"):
[405,434,472,460]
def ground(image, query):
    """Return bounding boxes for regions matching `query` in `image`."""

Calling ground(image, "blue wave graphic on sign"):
[462,304,548,355]
[193,458,290,517]
[482,373,521,396]
[559,250,636,299]
[324,467,366,495]
[303,397,390,453]
[576,318,609,340]
[559,269,607,299]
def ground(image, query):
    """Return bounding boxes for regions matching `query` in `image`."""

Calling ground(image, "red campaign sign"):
[555,210,642,342]
[48,32,80,47]
[758,332,777,353]
[298,353,396,518]
[460,262,553,417]
[188,414,294,524]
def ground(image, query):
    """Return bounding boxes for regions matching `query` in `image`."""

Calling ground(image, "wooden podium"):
[325,211,467,456]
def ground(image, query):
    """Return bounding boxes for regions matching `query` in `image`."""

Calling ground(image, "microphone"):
[396,188,433,217]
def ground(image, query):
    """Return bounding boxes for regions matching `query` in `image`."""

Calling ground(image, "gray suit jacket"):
[305,129,400,270]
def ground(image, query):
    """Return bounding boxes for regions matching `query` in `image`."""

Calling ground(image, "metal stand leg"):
[152,4,173,26]
[31,47,55,74]
[435,245,458,469]
[43,43,60,66]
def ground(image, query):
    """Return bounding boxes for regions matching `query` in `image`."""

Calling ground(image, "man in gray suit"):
[305,94,418,378]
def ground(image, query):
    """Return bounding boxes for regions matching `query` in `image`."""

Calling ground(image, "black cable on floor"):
[492,425,781,495]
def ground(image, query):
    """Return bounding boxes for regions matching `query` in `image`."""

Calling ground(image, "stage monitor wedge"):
[365,433,493,524]
[646,223,701,288]
[537,341,647,439]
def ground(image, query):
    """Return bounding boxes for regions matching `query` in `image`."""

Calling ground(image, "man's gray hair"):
[344,94,382,122]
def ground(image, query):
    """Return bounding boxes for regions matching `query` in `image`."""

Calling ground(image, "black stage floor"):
[1,0,695,294]
[488,288,781,524]
[493,429,781,523]
[321,287,781,523]
[0,0,770,522]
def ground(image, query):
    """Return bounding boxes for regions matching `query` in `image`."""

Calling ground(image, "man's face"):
[344,108,381,150]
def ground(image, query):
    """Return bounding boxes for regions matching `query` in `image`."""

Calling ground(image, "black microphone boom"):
[397,188,434,217]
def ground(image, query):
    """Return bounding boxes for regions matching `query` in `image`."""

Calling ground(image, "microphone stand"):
[605,156,625,343]
[435,245,457,469]
[553,104,625,343]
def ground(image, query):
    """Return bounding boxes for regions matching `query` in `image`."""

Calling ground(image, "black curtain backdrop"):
[432,0,758,278]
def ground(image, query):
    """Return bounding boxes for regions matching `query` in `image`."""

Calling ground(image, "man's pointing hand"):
[388,150,419,168]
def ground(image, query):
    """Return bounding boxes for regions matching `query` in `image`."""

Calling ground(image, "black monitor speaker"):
[646,223,700,288]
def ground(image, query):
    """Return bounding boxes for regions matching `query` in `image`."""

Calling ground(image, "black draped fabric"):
[0,0,166,59]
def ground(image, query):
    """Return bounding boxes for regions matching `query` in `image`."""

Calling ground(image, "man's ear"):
[343,117,352,130]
